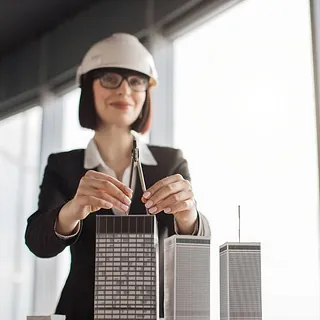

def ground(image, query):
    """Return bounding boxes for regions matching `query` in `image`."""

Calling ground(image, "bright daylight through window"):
[173,0,320,319]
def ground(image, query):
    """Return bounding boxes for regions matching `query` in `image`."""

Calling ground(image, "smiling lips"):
[110,101,132,110]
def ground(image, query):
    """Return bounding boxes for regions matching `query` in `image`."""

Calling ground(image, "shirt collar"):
[84,131,158,169]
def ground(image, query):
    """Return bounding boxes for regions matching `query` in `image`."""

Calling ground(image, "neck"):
[94,126,133,172]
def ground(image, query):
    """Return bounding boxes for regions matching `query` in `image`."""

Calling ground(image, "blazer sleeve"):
[25,153,82,258]
[171,149,211,237]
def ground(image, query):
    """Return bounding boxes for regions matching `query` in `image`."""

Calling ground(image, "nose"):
[116,79,132,95]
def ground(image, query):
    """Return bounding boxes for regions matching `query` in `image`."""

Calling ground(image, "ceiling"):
[0,0,104,57]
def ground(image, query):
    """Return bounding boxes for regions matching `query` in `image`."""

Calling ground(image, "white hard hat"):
[76,33,158,87]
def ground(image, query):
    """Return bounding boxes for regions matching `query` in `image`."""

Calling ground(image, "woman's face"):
[92,70,147,130]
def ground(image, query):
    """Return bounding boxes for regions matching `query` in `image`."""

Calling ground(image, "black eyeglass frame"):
[92,68,150,92]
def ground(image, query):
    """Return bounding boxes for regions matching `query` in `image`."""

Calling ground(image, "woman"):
[25,33,210,320]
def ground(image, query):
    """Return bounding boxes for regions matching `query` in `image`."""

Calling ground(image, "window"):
[0,106,42,320]
[56,87,95,298]
[173,0,319,319]
[61,88,94,150]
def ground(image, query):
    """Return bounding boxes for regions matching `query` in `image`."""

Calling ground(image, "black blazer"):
[25,146,210,320]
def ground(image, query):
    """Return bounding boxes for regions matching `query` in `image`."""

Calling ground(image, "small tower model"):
[219,242,262,320]
[164,235,211,320]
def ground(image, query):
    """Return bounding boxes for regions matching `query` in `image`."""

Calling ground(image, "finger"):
[144,180,191,210]
[85,170,133,196]
[77,195,113,210]
[147,190,193,215]
[163,198,195,215]
[142,174,184,200]
[81,178,132,206]
[79,186,130,212]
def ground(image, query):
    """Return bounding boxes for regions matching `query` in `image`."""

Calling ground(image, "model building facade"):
[94,215,159,320]
[220,242,262,320]
[164,235,211,320]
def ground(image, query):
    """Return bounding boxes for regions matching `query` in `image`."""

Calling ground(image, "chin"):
[116,115,138,125]
[109,119,137,129]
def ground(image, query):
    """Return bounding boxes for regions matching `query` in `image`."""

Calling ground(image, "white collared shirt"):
[84,131,157,215]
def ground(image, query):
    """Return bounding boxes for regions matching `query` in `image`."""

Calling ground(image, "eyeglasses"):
[99,72,149,92]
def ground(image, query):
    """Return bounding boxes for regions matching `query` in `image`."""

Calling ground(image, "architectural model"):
[94,215,159,319]
[220,242,262,320]
[164,235,211,320]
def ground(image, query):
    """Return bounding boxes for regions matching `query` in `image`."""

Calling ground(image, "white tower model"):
[219,242,262,320]
[164,235,211,320]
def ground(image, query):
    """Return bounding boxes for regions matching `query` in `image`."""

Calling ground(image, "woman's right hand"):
[56,170,133,235]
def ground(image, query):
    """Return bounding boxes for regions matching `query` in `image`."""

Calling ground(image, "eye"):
[101,73,121,85]
[129,76,148,86]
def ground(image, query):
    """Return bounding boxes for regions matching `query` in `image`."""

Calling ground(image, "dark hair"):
[78,70,152,134]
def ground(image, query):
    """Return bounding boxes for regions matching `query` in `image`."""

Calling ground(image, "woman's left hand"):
[141,174,198,230]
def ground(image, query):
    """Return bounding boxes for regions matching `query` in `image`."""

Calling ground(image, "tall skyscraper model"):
[94,215,159,320]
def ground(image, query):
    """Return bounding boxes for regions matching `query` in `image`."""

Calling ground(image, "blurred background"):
[0,0,320,319]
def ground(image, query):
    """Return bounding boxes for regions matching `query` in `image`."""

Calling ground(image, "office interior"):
[0,0,319,319]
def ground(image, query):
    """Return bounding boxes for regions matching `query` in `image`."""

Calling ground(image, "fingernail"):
[149,207,157,214]
[143,191,151,199]
[145,200,153,208]
[123,196,131,205]
[125,187,133,194]
[120,204,129,211]
[164,207,171,213]
[105,201,113,209]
